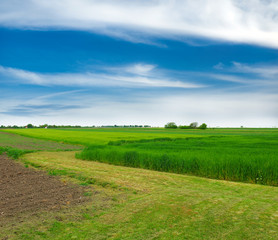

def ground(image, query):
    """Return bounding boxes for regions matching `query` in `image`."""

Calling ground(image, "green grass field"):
[0,131,83,159]
[5,128,278,186]
[1,128,278,239]
[2,151,278,240]
[0,131,82,151]
[3,128,207,145]
[5,127,277,145]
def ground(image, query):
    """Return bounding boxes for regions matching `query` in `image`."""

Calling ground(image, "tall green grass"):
[0,146,33,159]
[76,136,278,186]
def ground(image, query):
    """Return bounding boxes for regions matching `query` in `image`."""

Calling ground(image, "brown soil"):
[0,154,88,223]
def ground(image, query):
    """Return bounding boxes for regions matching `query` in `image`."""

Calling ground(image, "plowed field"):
[0,154,87,224]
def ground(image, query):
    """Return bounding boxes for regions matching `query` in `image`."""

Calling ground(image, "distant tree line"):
[0,124,152,129]
[0,124,83,129]
[165,122,207,130]
[100,125,151,128]
[0,125,24,129]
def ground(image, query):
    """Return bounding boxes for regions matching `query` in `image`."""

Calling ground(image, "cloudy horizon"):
[1,0,278,127]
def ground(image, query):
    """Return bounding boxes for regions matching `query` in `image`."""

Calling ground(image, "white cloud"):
[213,62,225,70]
[0,0,278,48]
[2,61,277,90]
[209,73,251,84]
[0,65,43,84]
[231,62,278,78]
[0,64,203,89]
[210,61,278,89]
[124,64,156,76]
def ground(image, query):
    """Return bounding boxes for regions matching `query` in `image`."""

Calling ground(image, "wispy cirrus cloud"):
[1,104,83,116]
[1,61,277,91]
[0,89,86,116]
[0,64,204,89]
[0,0,278,48]
[231,61,278,78]
[210,61,278,89]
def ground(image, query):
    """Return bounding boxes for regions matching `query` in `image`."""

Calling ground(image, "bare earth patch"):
[0,154,88,225]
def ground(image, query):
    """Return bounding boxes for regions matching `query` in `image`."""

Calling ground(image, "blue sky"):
[0,0,278,127]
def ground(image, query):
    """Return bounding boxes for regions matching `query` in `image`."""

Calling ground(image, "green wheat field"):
[1,128,278,239]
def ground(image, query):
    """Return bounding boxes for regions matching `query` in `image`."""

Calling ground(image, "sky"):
[0,0,278,127]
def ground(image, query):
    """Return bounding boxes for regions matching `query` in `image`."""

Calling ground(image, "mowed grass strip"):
[3,151,277,240]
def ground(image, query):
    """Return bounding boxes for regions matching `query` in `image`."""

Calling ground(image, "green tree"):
[165,122,178,129]
[189,122,198,128]
[199,123,207,129]
[27,123,34,128]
